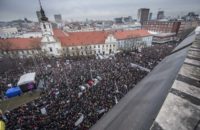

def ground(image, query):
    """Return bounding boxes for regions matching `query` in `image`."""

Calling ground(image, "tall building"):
[36,11,42,22]
[54,14,62,23]
[148,12,152,20]
[38,0,62,56]
[137,8,150,24]
[157,11,165,20]
[142,21,181,34]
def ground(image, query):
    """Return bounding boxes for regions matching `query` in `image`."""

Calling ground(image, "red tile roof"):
[54,30,108,46]
[114,29,151,40]
[0,38,41,51]
[0,29,151,51]
[53,29,68,37]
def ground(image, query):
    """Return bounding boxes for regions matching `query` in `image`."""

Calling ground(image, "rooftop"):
[0,38,41,50]
[151,34,200,130]
[0,29,151,50]
[90,28,199,130]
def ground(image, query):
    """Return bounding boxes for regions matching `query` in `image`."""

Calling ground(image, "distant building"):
[114,16,133,24]
[54,14,62,23]
[182,12,199,21]
[0,27,18,38]
[152,32,177,44]
[177,20,200,40]
[115,30,152,51]
[142,21,181,34]
[112,22,141,30]
[148,12,152,20]
[142,20,200,41]
[114,18,123,24]
[15,32,42,38]
[36,11,42,22]
[157,11,165,20]
[137,8,150,24]
[123,16,133,23]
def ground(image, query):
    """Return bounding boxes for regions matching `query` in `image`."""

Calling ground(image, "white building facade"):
[38,2,62,56]
[0,27,18,38]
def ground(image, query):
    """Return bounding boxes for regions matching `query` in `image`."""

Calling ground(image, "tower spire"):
[39,0,42,9]
[38,0,48,22]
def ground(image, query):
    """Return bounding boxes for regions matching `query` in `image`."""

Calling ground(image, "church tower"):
[38,0,62,56]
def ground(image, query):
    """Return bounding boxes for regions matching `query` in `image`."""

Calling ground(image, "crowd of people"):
[0,44,175,130]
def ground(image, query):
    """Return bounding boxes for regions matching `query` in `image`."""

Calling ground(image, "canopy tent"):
[17,72,36,93]
[5,86,22,98]
[17,72,36,86]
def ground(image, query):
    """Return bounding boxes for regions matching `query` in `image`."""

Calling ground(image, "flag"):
[115,96,118,104]
[78,92,83,98]
[75,114,84,126]
[97,109,106,114]
[41,107,47,115]
[130,63,150,72]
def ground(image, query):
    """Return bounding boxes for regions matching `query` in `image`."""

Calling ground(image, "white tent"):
[17,72,36,86]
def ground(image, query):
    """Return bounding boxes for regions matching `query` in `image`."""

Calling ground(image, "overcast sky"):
[0,0,200,22]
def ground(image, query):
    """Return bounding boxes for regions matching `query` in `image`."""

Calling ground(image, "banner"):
[130,63,150,72]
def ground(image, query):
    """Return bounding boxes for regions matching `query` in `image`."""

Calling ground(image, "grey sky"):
[0,0,200,22]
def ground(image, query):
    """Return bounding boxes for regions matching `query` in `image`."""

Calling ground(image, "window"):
[47,37,50,42]
[43,24,46,29]
[49,47,53,52]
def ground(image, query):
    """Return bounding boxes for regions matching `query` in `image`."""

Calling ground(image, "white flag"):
[97,109,106,114]
[41,107,47,115]
[115,96,118,104]
[75,114,84,126]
